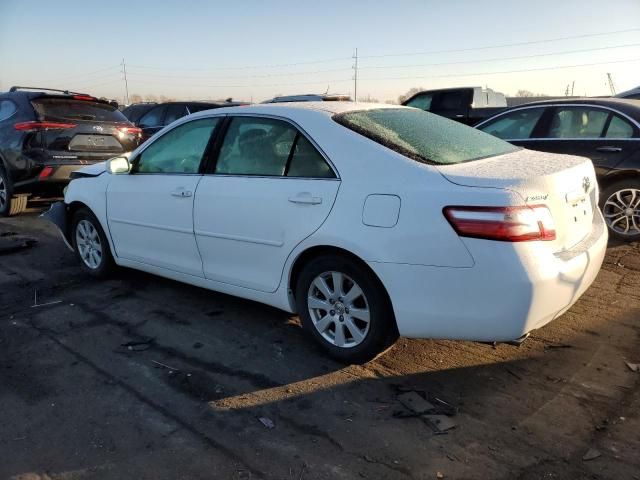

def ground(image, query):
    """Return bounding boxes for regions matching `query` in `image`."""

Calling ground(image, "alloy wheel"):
[603,188,640,236]
[307,271,371,348]
[75,219,103,269]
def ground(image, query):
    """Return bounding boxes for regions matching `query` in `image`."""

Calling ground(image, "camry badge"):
[582,177,591,193]
[93,125,104,132]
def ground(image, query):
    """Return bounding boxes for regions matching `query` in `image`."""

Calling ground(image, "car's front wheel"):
[600,179,640,242]
[0,166,27,217]
[295,255,398,364]
[71,208,114,277]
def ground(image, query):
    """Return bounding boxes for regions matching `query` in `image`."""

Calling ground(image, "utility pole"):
[571,80,575,96]
[353,48,358,102]
[121,58,130,105]
[607,73,616,95]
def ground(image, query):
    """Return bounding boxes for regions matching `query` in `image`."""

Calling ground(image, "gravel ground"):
[1,206,639,480]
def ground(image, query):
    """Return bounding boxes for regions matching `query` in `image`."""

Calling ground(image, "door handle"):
[596,146,623,153]
[288,192,322,205]
[170,189,193,198]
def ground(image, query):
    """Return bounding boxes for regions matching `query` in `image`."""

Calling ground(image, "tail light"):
[39,166,54,179]
[116,126,142,136]
[73,95,97,101]
[14,121,76,131]
[444,205,556,242]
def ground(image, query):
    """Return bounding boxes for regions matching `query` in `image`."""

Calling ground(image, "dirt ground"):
[1,205,639,480]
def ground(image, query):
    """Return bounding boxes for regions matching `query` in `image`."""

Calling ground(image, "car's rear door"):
[193,115,340,292]
[107,116,221,276]
[529,105,637,176]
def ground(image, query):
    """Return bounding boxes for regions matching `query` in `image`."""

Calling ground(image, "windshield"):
[333,108,519,165]
[32,98,128,123]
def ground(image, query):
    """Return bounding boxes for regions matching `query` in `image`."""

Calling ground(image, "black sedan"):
[475,98,640,241]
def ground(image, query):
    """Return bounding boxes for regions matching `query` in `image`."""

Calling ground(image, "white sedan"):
[45,102,607,363]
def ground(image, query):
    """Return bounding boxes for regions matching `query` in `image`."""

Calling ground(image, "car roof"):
[493,97,640,120]
[192,101,404,117]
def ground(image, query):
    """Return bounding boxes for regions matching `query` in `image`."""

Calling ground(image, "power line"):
[44,64,121,84]
[359,27,640,59]
[127,56,352,72]
[359,42,640,70]
[125,76,353,89]
[125,66,353,80]
[359,57,640,82]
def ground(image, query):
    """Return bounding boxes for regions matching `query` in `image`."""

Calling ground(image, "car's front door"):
[193,115,340,292]
[107,117,221,276]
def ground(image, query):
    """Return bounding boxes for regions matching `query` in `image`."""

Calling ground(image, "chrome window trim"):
[476,103,640,138]
[504,137,640,142]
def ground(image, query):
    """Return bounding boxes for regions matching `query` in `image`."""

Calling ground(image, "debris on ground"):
[625,362,640,372]
[121,337,155,351]
[436,472,445,479]
[0,235,37,255]
[258,416,275,429]
[30,289,62,308]
[151,360,180,371]
[397,391,434,413]
[582,448,602,461]
[423,414,457,433]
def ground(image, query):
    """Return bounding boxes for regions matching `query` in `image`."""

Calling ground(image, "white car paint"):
[60,102,607,343]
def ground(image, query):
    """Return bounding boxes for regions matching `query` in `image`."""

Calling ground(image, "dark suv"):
[123,100,247,142]
[0,87,142,216]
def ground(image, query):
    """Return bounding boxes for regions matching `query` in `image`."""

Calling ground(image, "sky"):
[1,0,639,104]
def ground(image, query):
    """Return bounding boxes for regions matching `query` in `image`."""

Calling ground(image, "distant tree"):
[515,89,549,97]
[359,94,379,103]
[397,87,424,104]
[144,94,158,102]
[159,95,176,102]
[130,94,143,104]
[385,99,397,105]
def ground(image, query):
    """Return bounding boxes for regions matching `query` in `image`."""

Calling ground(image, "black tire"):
[71,208,115,277]
[0,166,27,217]
[295,254,399,364]
[599,178,640,242]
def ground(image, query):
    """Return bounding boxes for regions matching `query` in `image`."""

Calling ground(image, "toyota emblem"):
[582,176,591,193]
[93,125,104,132]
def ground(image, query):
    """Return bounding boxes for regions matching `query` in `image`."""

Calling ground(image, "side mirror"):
[107,156,131,174]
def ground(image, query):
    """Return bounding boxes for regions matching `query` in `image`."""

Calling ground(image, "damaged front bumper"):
[41,201,73,251]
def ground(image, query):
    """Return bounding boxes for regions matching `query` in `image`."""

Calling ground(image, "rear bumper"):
[369,211,608,341]
[14,164,87,196]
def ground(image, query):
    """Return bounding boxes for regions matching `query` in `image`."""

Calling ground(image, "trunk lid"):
[437,148,598,251]
[32,97,141,162]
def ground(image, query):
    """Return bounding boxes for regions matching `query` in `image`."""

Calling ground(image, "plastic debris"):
[625,362,639,372]
[582,448,601,461]
[424,414,457,433]
[258,416,275,429]
[397,391,435,413]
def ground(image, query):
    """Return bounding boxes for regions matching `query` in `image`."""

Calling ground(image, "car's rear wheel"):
[0,167,28,217]
[600,179,640,242]
[71,208,114,277]
[295,255,398,364]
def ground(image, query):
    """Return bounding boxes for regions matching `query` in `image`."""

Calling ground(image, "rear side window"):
[605,115,634,138]
[478,108,545,139]
[0,100,17,121]
[139,106,166,128]
[32,98,127,123]
[547,107,608,138]
[404,93,434,111]
[136,117,219,174]
[334,108,518,165]
[215,117,335,177]
[164,104,189,125]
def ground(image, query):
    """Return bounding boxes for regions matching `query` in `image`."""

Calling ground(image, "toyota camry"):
[44,102,607,363]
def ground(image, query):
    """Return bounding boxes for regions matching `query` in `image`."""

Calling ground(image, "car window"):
[478,108,545,139]
[0,100,17,121]
[164,104,188,125]
[136,117,219,174]
[287,135,335,178]
[433,90,470,110]
[548,107,608,138]
[32,98,127,122]
[405,93,434,111]
[215,117,296,176]
[334,108,519,165]
[605,115,635,138]
[139,106,166,128]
